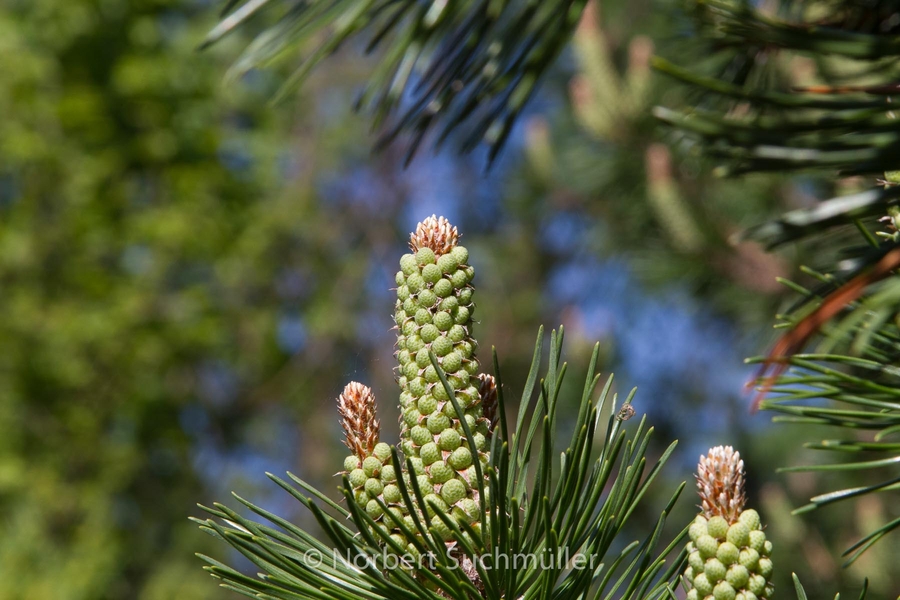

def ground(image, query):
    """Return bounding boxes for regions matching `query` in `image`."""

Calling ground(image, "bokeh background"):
[1,0,896,598]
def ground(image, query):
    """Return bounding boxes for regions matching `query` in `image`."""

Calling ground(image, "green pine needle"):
[205,0,588,161]
[194,328,687,599]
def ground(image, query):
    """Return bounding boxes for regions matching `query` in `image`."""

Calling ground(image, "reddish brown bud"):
[478,374,499,433]
[409,215,459,256]
[696,445,746,524]
[337,382,380,460]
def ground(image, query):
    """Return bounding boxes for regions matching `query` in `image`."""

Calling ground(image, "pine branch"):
[205,0,589,162]
[194,335,687,599]
[658,1,900,554]
[746,251,900,559]
[654,2,900,178]
[193,218,686,599]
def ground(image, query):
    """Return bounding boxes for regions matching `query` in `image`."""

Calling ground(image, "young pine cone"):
[683,446,773,600]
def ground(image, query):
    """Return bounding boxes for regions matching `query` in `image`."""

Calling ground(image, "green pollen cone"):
[394,217,492,538]
[338,216,494,552]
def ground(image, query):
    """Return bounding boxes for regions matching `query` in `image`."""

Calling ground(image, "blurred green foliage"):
[0,1,262,596]
[0,1,408,597]
[517,0,796,323]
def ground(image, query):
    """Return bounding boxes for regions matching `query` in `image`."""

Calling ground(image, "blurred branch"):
[206,0,591,162]
[644,144,704,253]
[570,1,654,141]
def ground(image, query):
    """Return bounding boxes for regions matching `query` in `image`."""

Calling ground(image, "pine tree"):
[197,0,900,596]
